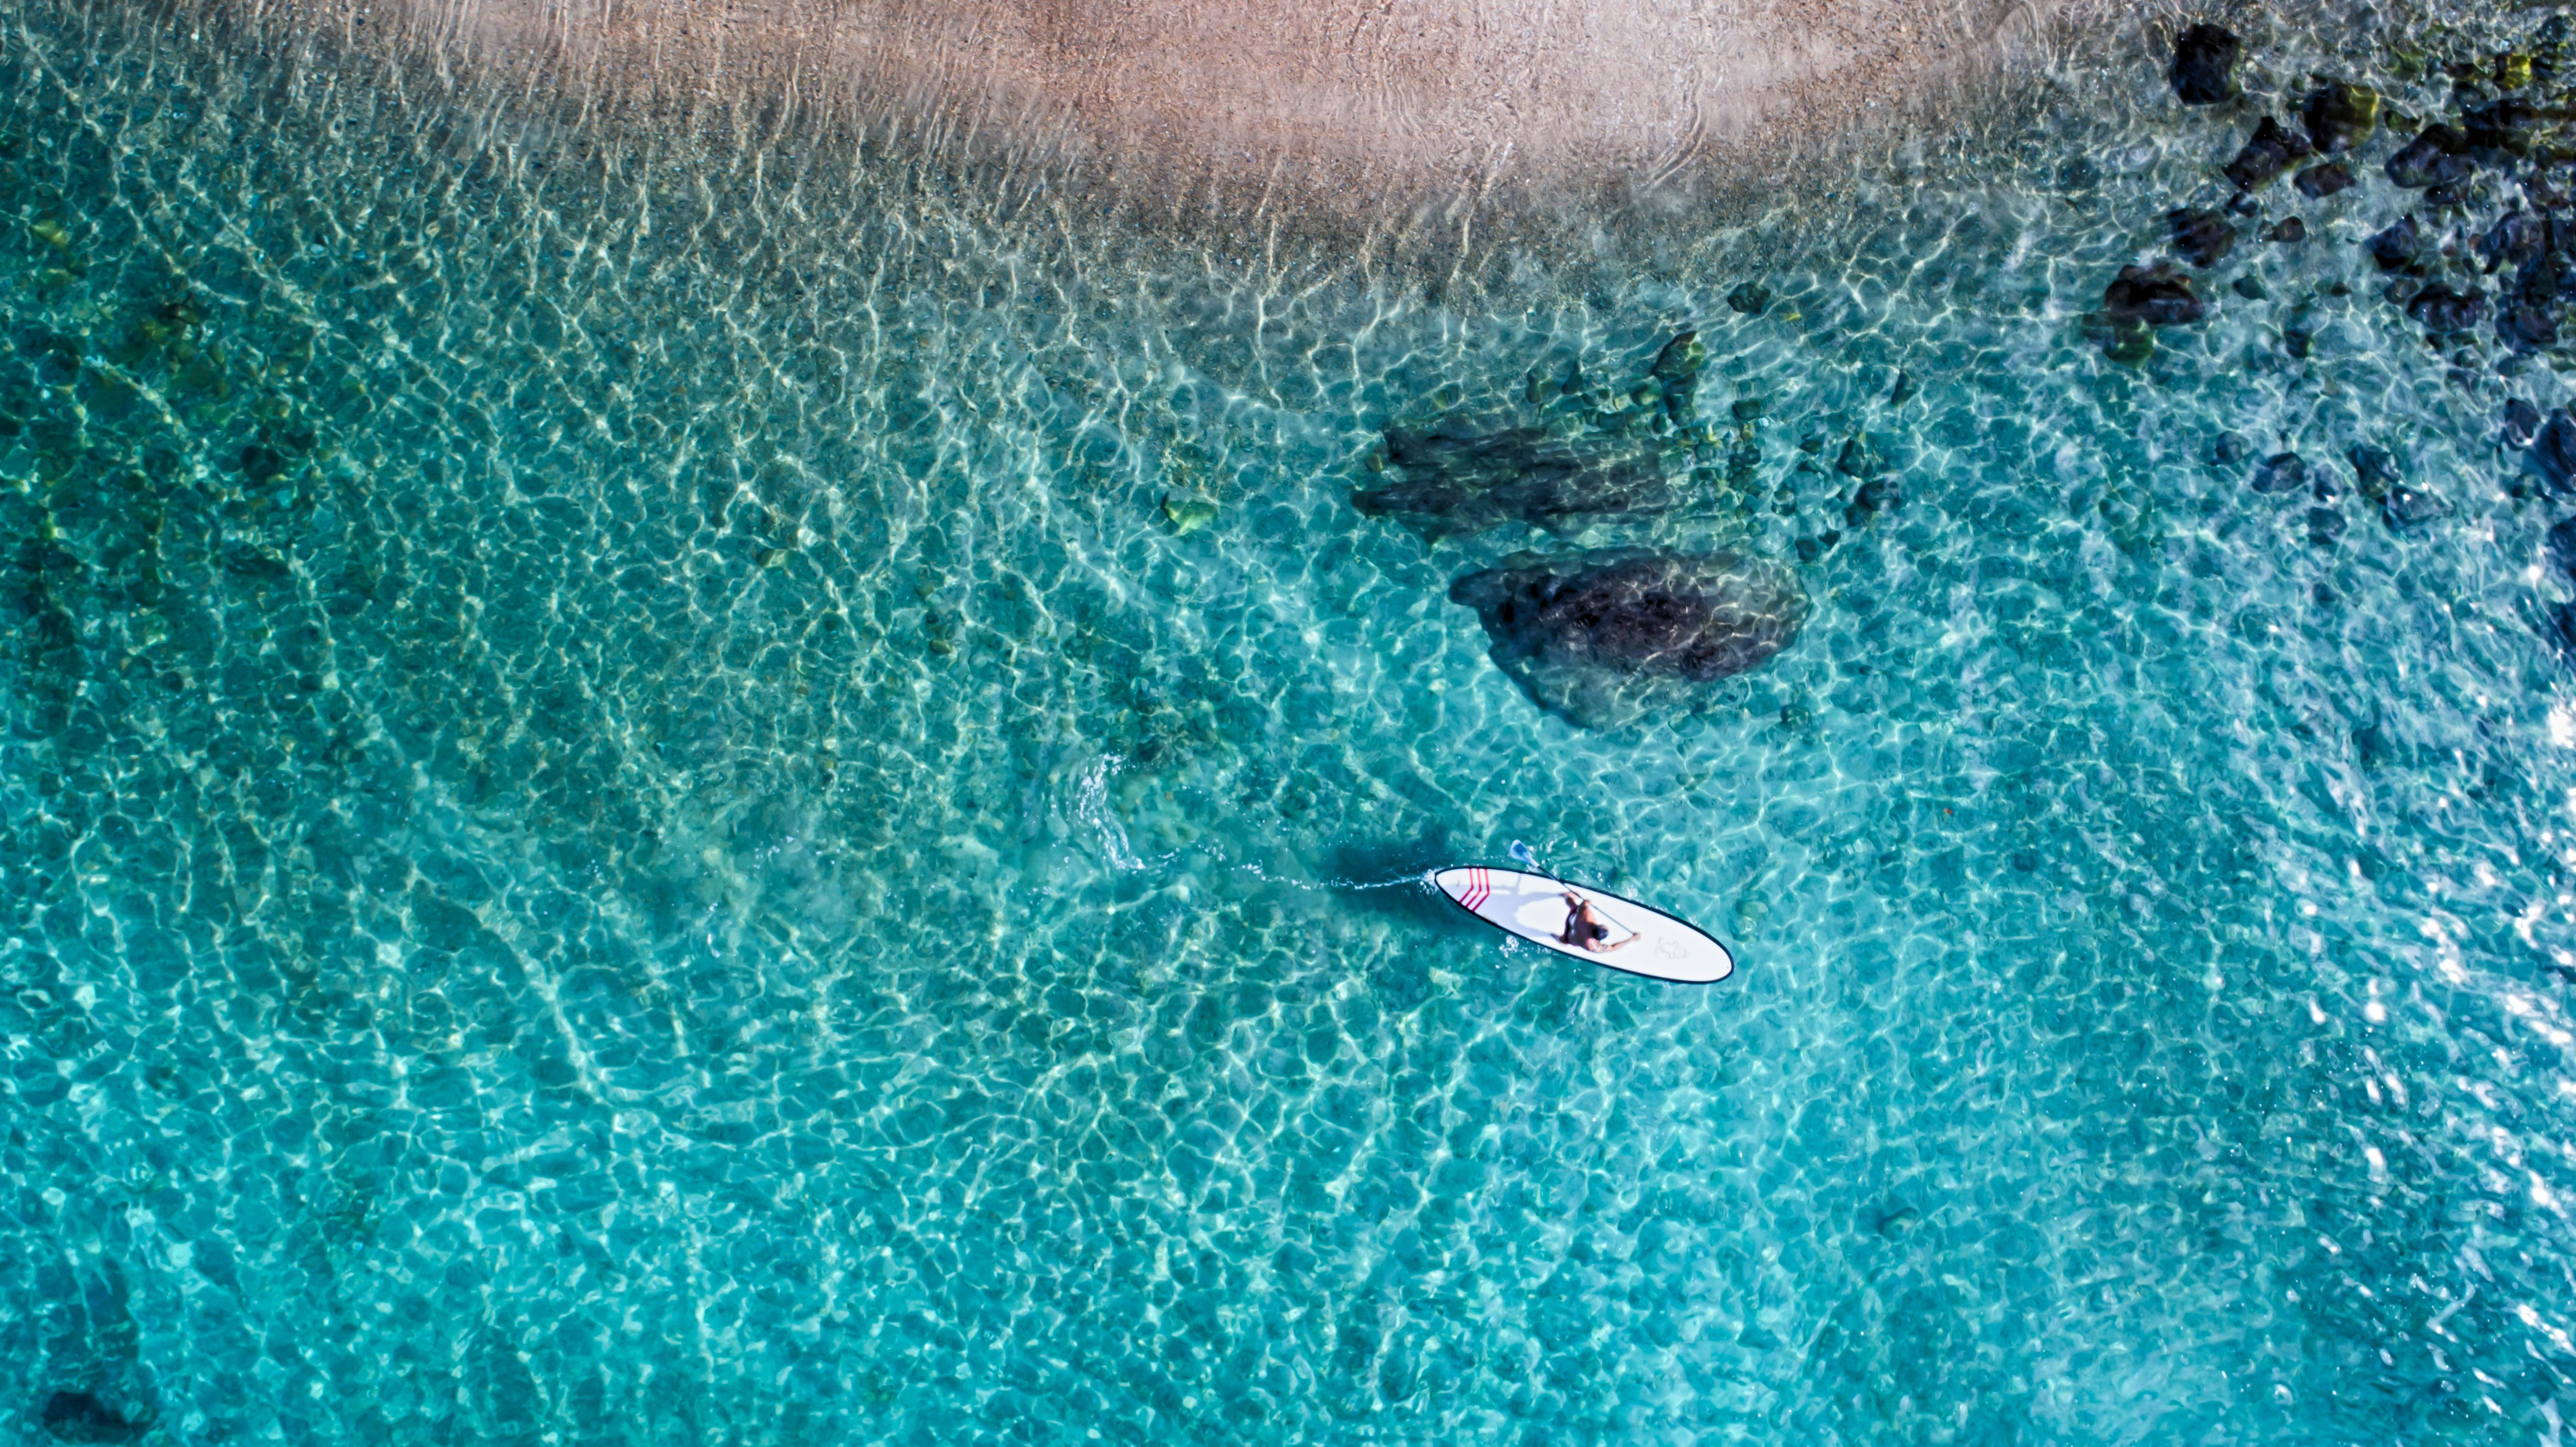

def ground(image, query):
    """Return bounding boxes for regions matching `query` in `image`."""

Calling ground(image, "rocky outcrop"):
[2171,24,2240,105]
[1446,549,1808,728]
[2102,265,2205,325]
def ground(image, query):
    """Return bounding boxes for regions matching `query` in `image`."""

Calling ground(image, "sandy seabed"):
[248,0,2087,241]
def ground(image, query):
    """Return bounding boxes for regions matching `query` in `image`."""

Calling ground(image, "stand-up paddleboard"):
[1432,866,1734,984]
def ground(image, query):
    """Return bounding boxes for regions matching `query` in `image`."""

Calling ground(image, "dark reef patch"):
[1446,549,1808,729]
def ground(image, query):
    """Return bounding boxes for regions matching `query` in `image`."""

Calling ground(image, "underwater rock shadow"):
[1353,426,1677,538]
[1351,330,1713,540]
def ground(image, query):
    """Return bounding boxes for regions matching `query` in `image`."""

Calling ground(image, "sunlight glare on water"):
[6,1,2576,1442]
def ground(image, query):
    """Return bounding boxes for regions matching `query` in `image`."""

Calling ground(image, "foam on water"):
[7,2,2576,1442]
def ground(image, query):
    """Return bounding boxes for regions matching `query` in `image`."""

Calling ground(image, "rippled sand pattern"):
[6,4,2576,1443]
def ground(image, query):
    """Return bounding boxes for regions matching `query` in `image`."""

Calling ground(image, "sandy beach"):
[326,0,2065,224]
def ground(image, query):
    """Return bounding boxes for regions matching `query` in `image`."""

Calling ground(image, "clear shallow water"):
[8,3,2576,1443]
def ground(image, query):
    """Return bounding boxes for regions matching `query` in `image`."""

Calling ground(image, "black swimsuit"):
[1564,911,1609,945]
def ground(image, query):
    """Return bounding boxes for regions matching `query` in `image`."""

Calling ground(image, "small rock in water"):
[2294,163,2353,199]
[2500,304,2559,351]
[1889,370,1917,405]
[2252,452,2308,493]
[40,1393,143,1446]
[2171,23,2242,104]
[2549,602,2576,666]
[2502,51,2537,90]
[2506,398,2544,448]
[2532,409,2576,493]
[2405,283,2487,333]
[2302,82,2381,154]
[1834,436,1882,478]
[1844,476,1903,526]
[2379,482,2451,530]
[2463,98,2540,154]
[2223,117,2311,191]
[1161,493,1218,533]
[2482,210,2547,267]
[1445,549,1810,729]
[2269,216,2307,244]
[2104,329,2156,365]
[2232,276,2267,300]
[2386,125,2473,189]
[2102,264,2204,325]
[1650,330,1706,383]
[2282,309,2318,358]
[1726,282,1772,315]
[2547,515,2576,578]
[2347,444,2403,502]
[2306,507,2348,546]
[2382,278,2422,307]
[2367,216,2424,272]
[2169,208,2237,268]
[2209,431,2252,468]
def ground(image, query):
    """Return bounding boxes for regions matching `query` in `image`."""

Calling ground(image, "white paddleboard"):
[1432,866,1734,984]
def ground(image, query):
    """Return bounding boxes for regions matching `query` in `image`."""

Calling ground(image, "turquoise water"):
[8,1,2576,1441]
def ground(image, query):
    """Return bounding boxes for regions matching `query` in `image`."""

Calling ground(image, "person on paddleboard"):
[1560,891,1634,953]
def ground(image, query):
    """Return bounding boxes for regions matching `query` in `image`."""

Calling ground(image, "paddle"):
[1508,840,1640,942]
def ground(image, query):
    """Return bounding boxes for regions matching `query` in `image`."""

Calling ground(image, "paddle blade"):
[1509,840,1539,868]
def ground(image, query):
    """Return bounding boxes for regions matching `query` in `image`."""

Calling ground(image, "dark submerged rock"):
[2252,452,2308,494]
[1844,476,1903,526]
[2347,445,2403,501]
[2302,82,2381,154]
[2306,507,2347,546]
[2209,431,2252,469]
[1726,282,1772,315]
[2533,409,2576,492]
[1447,549,1810,729]
[2483,210,2547,267]
[2501,304,2559,351]
[2547,514,2576,577]
[1355,426,1674,537]
[2102,264,2205,325]
[2171,24,2241,104]
[2379,481,2451,530]
[1647,331,1708,424]
[2169,208,2237,268]
[2269,216,2308,244]
[41,1393,144,1445]
[2547,603,2576,666]
[2367,216,2424,272]
[2406,283,2487,333]
[1834,436,1882,478]
[2223,117,2311,191]
[2295,162,2353,199]
[2508,398,2545,448]
[2464,98,2541,154]
[1649,330,1706,382]
[2282,310,2318,358]
[2346,445,2444,529]
[2386,125,2473,189]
